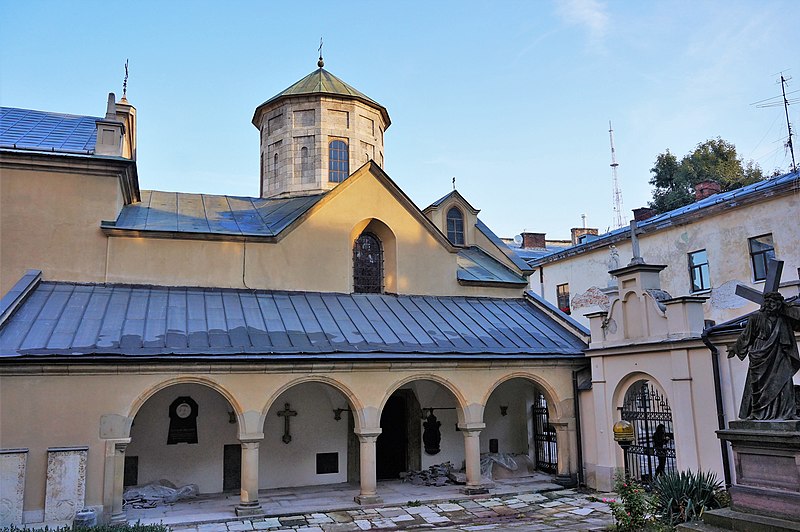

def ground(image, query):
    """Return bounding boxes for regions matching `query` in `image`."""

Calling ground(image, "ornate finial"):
[317,37,324,68]
[122,59,129,100]
[452,177,456,190]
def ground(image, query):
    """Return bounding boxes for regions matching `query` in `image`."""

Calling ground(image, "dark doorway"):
[123,456,138,487]
[377,394,407,479]
[223,444,241,491]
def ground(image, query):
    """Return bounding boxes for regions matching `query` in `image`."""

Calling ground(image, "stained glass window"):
[353,232,383,293]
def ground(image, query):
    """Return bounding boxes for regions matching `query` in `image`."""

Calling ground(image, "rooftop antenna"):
[608,120,625,229]
[318,37,324,68]
[122,59,129,100]
[780,74,797,173]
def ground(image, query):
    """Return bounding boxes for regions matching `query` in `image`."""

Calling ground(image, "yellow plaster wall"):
[0,166,123,294]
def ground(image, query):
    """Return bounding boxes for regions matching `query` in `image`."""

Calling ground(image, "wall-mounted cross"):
[277,402,297,444]
[735,258,784,305]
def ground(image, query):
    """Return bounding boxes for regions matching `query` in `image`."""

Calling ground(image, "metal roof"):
[529,171,800,266]
[0,107,99,154]
[0,280,586,359]
[457,247,528,286]
[254,68,390,126]
[475,219,534,273]
[506,241,572,261]
[103,190,324,238]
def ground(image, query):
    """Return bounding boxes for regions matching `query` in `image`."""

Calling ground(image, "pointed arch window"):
[329,139,349,183]
[273,152,279,178]
[353,232,383,293]
[446,207,465,245]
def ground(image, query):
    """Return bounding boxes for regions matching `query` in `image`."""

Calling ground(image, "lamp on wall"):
[333,408,351,421]
[500,405,508,416]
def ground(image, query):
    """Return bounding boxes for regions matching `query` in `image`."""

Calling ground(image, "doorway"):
[377,389,421,479]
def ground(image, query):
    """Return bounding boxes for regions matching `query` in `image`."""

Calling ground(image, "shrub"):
[2,522,170,532]
[609,471,653,531]
[651,469,724,525]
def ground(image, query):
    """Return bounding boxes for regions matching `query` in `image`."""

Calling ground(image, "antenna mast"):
[780,75,797,173]
[608,121,625,229]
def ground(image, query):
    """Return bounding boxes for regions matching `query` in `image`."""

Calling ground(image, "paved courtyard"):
[166,489,615,532]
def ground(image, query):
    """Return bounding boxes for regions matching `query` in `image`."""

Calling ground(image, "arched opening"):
[446,207,465,245]
[353,232,383,294]
[620,379,676,483]
[328,139,349,182]
[483,377,557,480]
[126,383,239,495]
[300,145,312,183]
[261,381,359,488]
[377,380,463,481]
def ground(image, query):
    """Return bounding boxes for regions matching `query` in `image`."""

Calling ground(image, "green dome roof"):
[253,67,390,127]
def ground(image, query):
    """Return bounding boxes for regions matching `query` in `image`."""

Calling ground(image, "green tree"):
[648,138,764,213]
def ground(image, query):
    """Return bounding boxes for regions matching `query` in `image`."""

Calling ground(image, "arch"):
[350,218,397,293]
[482,372,564,421]
[328,139,349,182]
[261,375,366,433]
[612,371,671,411]
[128,376,243,429]
[446,206,465,245]
[380,374,468,424]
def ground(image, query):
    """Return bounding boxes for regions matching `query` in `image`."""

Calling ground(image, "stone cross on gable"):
[277,402,297,444]
[735,258,784,305]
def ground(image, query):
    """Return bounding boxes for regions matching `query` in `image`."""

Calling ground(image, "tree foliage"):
[648,138,764,213]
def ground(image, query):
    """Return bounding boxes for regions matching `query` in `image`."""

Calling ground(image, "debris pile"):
[400,462,459,486]
[123,479,199,509]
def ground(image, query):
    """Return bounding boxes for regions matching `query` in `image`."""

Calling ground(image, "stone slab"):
[0,449,27,527]
[44,447,88,522]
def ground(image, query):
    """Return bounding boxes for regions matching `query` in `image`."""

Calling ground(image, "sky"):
[1,1,798,239]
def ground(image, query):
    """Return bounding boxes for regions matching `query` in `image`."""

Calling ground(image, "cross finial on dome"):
[317,37,324,68]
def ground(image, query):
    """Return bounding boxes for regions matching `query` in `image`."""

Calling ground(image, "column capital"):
[238,432,264,443]
[458,422,485,434]
[354,428,382,440]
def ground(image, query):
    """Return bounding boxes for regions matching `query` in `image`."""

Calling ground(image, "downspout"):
[701,327,732,488]
[572,369,585,486]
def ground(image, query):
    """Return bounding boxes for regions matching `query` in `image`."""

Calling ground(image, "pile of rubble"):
[400,462,466,486]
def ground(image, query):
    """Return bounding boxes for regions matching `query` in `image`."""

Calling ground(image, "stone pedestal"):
[713,420,800,527]
[0,449,27,526]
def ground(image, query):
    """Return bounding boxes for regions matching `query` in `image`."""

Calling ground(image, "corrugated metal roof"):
[457,247,528,286]
[105,190,324,238]
[0,281,586,359]
[0,107,99,154]
[529,171,800,265]
[255,68,390,126]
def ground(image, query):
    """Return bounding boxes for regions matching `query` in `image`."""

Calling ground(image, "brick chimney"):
[571,227,598,245]
[633,207,657,222]
[694,180,721,201]
[521,232,546,249]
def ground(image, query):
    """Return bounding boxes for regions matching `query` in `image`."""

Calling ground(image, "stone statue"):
[727,292,800,420]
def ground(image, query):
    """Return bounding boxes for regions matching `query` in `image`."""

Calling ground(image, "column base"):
[354,494,383,505]
[555,474,578,488]
[460,486,490,495]
[235,501,264,517]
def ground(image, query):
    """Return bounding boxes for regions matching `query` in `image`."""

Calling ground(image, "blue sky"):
[1,1,797,238]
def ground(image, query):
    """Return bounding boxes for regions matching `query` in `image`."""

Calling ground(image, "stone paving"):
[168,489,615,532]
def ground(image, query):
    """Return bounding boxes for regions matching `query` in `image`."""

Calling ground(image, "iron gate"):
[532,392,557,473]
[620,380,676,483]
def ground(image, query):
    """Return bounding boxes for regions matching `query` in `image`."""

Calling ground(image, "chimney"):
[94,93,125,157]
[571,227,598,245]
[115,95,137,160]
[633,207,657,222]
[694,180,721,201]
[521,232,546,249]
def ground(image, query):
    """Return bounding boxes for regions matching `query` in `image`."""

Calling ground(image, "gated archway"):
[531,392,557,473]
[620,380,676,483]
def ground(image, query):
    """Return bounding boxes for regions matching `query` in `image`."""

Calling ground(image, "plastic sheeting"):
[123,479,199,508]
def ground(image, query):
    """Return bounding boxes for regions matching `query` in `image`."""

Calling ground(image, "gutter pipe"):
[701,327,732,488]
[573,368,585,486]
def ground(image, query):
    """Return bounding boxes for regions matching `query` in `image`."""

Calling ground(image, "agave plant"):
[651,469,724,525]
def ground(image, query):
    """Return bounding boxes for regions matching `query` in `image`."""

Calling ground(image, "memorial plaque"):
[0,449,27,526]
[44,447,88,522]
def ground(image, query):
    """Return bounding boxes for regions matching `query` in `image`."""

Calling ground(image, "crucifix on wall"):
[277,403,297,444]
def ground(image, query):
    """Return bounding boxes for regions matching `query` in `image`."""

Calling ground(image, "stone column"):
[354,429,382,504]
[552,421,577,487]
[459,423,489,495]
[235,439,264,517]
[109,441,129,524]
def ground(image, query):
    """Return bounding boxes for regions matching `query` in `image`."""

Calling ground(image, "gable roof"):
[528,171,800,266]
[424,190,480,215]
[253,67,390,127]
[0,107,99,154]
[0,277,586,360]
[102,190,324,241]
[475,219,534,274]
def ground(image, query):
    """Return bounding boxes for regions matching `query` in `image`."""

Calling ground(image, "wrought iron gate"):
[532,392,557,473]
[620,380,676,483]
